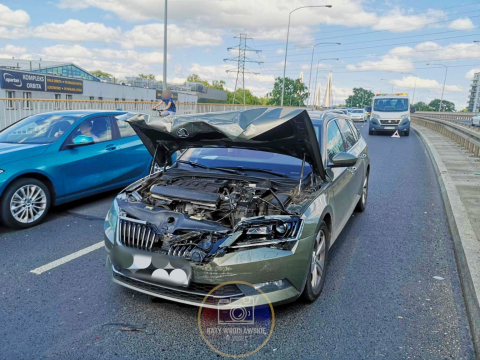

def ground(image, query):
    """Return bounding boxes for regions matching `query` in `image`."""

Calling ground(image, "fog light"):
[253,279,290,293]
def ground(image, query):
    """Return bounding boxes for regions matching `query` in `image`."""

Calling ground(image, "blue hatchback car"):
[0,110,152,229]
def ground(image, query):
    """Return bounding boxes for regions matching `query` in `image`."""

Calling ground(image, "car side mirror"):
[330,152,357,168]
[410,106,416,114]
[67,135,95,148]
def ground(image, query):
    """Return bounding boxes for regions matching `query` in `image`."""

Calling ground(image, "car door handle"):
[105,144,116,151]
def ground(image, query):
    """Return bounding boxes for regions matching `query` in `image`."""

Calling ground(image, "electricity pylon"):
[224,34,263,105]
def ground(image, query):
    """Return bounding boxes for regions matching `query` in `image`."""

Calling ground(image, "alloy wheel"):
[311,229,326,290]
[10,185,47,223]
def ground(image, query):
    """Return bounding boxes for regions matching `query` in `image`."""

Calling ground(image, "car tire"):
[355,173,369,212]
[0,178,51,229]
[301,221,330,303]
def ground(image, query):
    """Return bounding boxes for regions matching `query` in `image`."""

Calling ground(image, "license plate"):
[384,126,395,130]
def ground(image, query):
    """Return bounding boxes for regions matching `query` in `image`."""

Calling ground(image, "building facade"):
[467,72,480,112]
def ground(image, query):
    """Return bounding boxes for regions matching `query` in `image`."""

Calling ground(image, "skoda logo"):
[177,128,189,138]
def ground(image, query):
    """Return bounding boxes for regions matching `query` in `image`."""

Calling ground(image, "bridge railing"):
[415,111,476,121]
[0,99,307,130]
[412,114,480,158]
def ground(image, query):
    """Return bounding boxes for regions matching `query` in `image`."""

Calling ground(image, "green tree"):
[428,99,455,112]
[227,88,261,105]
[211,80,226,91]
[460,108,470,112]
[186,74,210,87]
[138,74,156,80]
[267,77,309,106]
[345,88,374,108]
[413,101,434,111]
[91,70,112,78]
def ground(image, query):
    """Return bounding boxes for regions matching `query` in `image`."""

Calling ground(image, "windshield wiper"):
[176,160,244,175]
[221,167,289,178]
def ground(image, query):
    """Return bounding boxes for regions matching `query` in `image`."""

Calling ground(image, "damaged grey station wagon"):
[104,108,370,307]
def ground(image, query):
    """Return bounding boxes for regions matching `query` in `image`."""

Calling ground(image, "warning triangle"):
[391,130,400,138]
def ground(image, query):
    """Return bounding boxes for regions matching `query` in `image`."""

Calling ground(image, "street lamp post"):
[163,0,168,92]
[307,43,340,105]
[281,5,332,106]
[427,63,448,112]
[401,72,417,104]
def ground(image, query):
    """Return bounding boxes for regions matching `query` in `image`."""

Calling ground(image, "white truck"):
[367,93,415,136]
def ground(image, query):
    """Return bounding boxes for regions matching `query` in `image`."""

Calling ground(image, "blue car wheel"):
[1,178,51,229]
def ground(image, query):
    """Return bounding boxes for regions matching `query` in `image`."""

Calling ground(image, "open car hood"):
[125,107,326,180]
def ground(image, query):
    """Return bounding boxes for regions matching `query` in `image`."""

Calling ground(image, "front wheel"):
[355,173,369,212]
[301,221,330,303]
[0,178,51,229]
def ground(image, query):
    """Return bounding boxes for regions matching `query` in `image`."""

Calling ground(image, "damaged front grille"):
[118,216,161,251]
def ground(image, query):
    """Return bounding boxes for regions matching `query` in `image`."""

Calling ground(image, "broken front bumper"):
[104,218,314,308]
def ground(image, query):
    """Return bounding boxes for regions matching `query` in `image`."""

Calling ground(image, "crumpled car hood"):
[125,107,325,180]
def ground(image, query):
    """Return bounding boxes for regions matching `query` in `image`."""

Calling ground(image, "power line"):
[224,34,263,104]
[254,7,480,49]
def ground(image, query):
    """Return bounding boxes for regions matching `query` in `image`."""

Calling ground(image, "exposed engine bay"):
[116,170,318,264]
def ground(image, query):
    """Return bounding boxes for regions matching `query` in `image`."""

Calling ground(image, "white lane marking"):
[30,241,104,275]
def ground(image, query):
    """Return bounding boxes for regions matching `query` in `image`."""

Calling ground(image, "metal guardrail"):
[0,99,307,131]
[415,111,476,121]
[412,114,480,158]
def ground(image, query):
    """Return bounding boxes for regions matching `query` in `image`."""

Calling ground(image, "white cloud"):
[42,44,93,58]
[373,8,445,32]
[391,76,462,93]
[388,41,480,61]
[448,18,476,31]
[347,56,414,73]
[56,0,445,37]
[120,23,223,49]
[0,26,28,40]
[0,4,30,28]
[34,20,120,42]
[465,68,480,80]
[3,44,27,54]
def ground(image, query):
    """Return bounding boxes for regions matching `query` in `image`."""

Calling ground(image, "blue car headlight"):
[104,198,120,244]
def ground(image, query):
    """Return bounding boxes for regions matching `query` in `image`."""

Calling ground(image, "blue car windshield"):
[177,124,322,179]
[0,113,84,144]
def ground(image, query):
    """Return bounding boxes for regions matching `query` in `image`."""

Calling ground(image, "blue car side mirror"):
[67,135,95,148]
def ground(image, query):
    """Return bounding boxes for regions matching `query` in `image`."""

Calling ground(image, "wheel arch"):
[2,172,56,202]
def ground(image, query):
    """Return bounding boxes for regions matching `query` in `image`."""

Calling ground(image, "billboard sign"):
[0,70,45,91]
[0,69,83,94]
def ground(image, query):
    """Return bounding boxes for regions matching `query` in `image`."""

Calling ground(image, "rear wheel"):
[0,178,51,229]
[301,221,329,303]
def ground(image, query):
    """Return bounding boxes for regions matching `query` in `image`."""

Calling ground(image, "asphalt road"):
[0,123,475,359]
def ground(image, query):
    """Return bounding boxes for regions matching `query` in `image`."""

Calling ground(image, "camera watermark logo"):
[198,281,275,358]
[218,297,255,325]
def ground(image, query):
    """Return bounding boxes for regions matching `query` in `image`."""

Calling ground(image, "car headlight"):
[104,198,120,243]
[228,217,303,249]
[0,170,4,174]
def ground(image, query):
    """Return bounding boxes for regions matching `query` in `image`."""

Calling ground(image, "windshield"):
[351,110,363,113]
[177,124,322,179]
[373,98,409,112]
[0,113,84,144]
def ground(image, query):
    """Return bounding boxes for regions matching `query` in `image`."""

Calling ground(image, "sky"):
[0,0,479,109]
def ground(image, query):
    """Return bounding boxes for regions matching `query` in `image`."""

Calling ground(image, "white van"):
[367,93,415,136]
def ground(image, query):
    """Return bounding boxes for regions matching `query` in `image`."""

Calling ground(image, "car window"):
[346,120,360,142]
[326,120,345,162]
[337,118,356,150]
[116,119,137,138]
[69,116,112,145]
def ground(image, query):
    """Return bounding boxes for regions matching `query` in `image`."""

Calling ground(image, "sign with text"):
[0,70,83,94]
[0,70,45,91]
[46,75,83,94]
